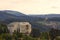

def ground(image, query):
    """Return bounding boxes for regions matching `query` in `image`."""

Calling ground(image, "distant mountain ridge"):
[2,10,26,16]
[29,14,60,18]
[0,10,29,24]
[0,10,60,32]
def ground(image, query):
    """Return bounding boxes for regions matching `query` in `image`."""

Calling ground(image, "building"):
[7,22,31,35]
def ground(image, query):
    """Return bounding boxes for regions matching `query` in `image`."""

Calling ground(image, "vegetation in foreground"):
[0,23,48,40]
[0,23,60,40]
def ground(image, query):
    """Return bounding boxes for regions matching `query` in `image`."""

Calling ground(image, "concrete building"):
[7,22,31,35]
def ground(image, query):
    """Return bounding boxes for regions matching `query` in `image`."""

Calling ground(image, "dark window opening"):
[9,25,14,27]
[26,25,29,29]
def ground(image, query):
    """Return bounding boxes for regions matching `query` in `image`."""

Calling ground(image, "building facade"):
[7,22,32,35]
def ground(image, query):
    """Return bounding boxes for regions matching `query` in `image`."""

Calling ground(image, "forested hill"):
[0,10,60,32]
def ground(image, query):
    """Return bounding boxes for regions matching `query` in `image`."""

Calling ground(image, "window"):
[17,28,20,32]
[9,25,14,27]
[26,25,29,29]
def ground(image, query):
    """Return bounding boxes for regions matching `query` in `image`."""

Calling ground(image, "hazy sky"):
[0,0,60,15]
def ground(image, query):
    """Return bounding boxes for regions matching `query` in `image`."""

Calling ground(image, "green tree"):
[0,23,8,34]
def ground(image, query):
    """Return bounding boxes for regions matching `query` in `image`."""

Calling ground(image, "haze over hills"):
[0,10,60,32]
[0,10,29,24]
[29,14,60,18]
[3,10,26,16]
[1,10,60,18]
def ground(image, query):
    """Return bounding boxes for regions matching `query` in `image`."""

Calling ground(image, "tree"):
[0,23,8,34]
[31,28,41,38]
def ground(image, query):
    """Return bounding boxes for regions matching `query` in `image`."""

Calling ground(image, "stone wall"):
[7,22,32,35]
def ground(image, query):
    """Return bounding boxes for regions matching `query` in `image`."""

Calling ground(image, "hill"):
[0,10,60,32]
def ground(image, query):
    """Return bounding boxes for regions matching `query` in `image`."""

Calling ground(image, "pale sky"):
[0,0,60,15]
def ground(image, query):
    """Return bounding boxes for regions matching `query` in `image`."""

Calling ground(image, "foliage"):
[0,23,8,34]
[31,28,41,38]
[0,23,60,40]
